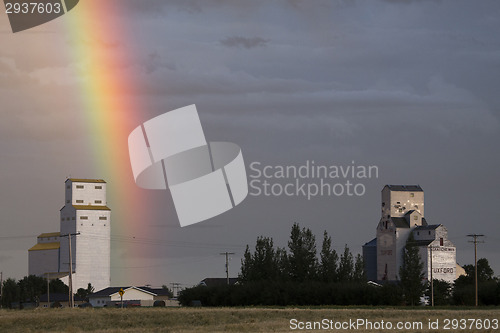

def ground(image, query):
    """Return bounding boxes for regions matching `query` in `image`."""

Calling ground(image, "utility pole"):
[429,246,434,307]
[0,271,3,309]
[220,252,235,285]
[467,234,484,307]
[46,272,50,309]
[61,232,80,308]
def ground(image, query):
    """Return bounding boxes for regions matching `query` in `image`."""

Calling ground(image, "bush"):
[178,280,404,307]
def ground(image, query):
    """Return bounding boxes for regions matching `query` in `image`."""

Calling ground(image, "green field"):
[0,307,499,332]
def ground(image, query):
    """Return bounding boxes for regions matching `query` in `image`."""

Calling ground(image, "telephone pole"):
[220,252,235,285]
[0,271,3,309]
[429,246,434,307]
[467,234,484,307]
[61,232,80,308]
[46,272,50,309]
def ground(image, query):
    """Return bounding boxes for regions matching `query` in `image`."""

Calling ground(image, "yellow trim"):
[38,232,60,238]
[73,205,111,211]
[66,178,106,183]
[29,242,60,251]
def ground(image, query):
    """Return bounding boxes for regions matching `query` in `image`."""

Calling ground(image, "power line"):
[1,233,245,250]
[110,255,220,269]
[78,233,246,250]
[467,234,484,307]
[0,235,38,240]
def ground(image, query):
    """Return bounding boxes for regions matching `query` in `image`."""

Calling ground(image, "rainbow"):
[62,1,155,284]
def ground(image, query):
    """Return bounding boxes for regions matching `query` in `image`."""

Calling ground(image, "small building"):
[38,293,85,308]
[89,286,174,307]
[198,278,238,287]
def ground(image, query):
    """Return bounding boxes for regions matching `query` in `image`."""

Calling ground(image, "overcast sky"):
[1,0,499,288]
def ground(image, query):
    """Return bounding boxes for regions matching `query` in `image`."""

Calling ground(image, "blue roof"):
[385,185,423,192]
[363,238,377,247]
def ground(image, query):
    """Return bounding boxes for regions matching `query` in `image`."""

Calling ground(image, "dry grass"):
[0,307,499,332]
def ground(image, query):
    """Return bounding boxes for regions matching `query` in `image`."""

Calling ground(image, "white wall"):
[59,181,111,291]
[382,187,424,218]
[110,288,155,301]
[28,248,59,276]
[65,180,107,206]
[73,209,111,291]
[59,206,76,277]
[89,296,110,307]
[376,226,396,281]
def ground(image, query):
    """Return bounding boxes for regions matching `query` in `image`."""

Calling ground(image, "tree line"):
[0,275,94,308]
[179,223,500,306]
[1,276,174,309]
[239,223,365,284]
[179,223,384,306]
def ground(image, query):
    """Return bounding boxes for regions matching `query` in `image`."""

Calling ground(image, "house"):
[89,286,176,307]
[198,278,238,287]
[38,293,85,308]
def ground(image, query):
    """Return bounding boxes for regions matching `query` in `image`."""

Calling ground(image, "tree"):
[240,245,253,282]
[338,245,354,282]
[353,254,366,282]
[1,278,19,308]
[454,258,496,305]
[426,279,452,305]
[49,279,69,294]
[240,237,279,282]
[160,285,174,298]
[462,258,495,282]
[18,275,46,303]
[399,234,425,306]
[275,247,289,281]
[76,283,94,301]
[319,231,338,283]
[288,223,317,282]
[253,237,278,280]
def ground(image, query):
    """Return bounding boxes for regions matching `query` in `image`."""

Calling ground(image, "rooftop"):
[363,238,377,247]
[414,224,441,231]
[385,185,423,192]
[391,217,410,228]
[66,178,106,184]
[89,286,169,298]
[28,242,60,251]
[73,205,111,211]
[199,278,238,287]
[412,240,434,247]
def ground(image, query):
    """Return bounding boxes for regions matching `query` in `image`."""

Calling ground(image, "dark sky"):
[1,0,499,287]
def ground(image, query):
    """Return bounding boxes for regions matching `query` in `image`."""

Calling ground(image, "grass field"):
[0,307,499,332]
